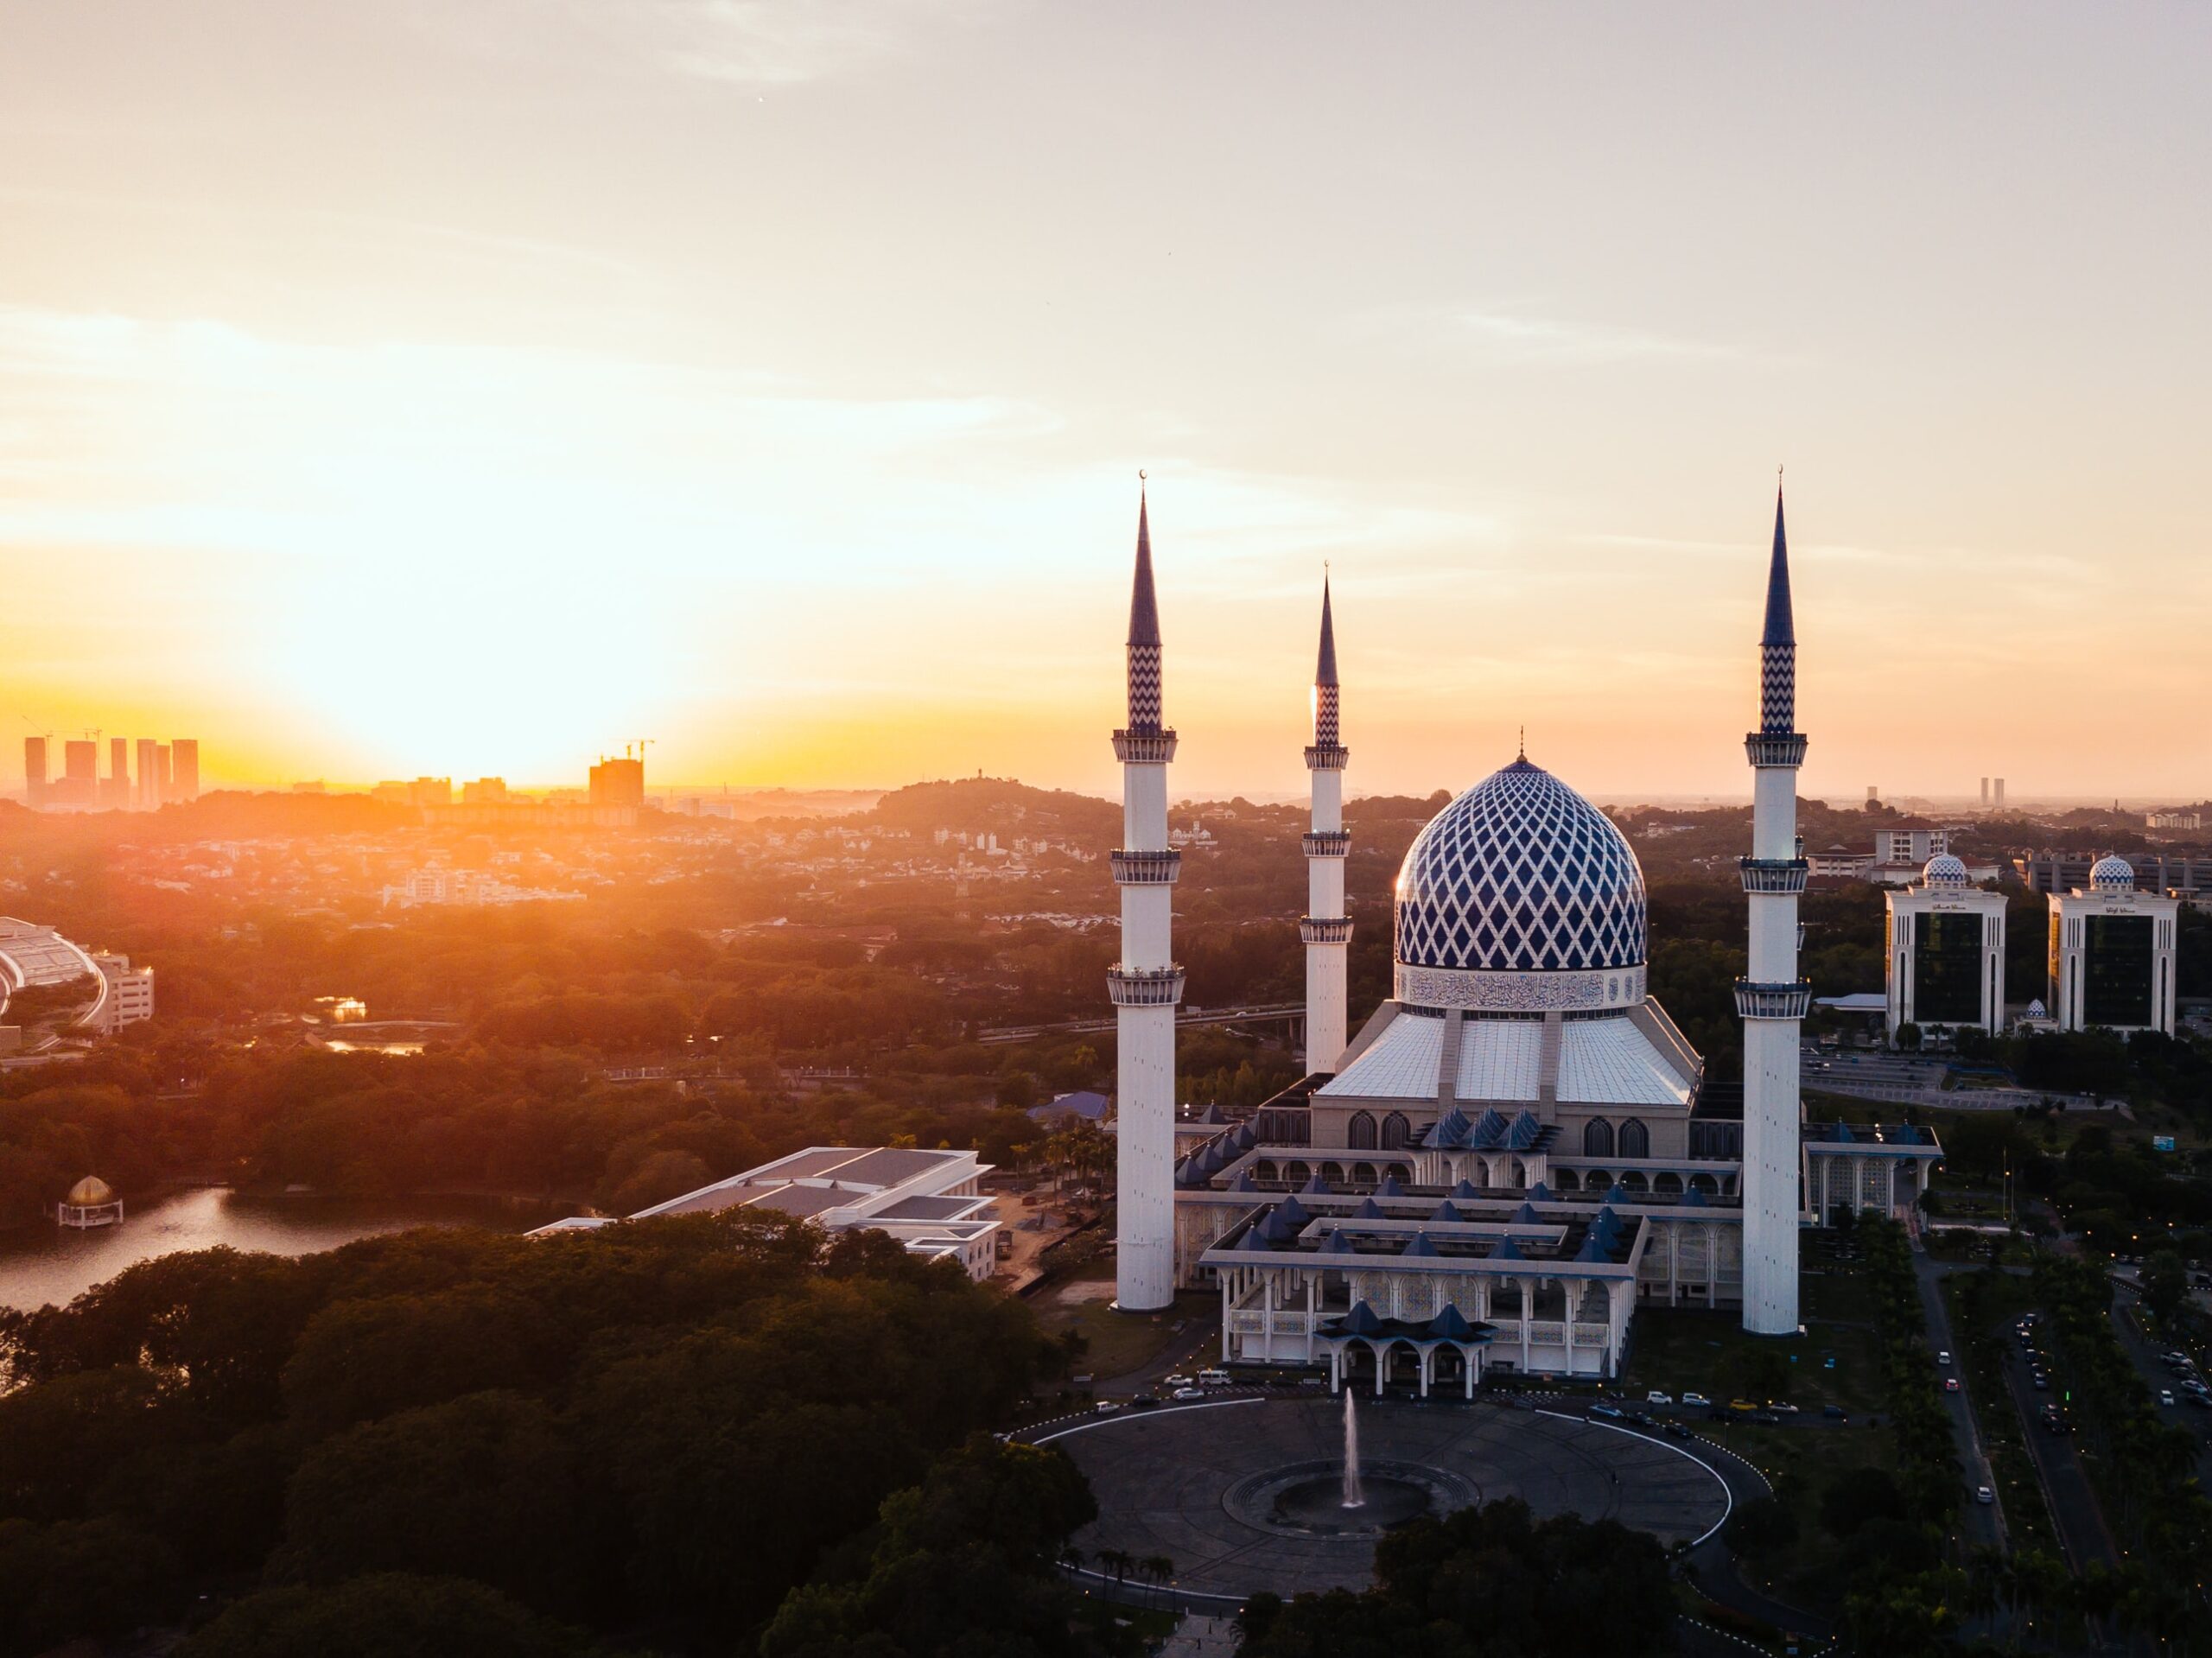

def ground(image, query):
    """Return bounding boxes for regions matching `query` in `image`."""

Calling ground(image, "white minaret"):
[1110,482,1182,1312]
[1738,481,1809,1335]
[1301,577,1351,1072]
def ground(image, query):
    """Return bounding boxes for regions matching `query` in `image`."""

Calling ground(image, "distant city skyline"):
[3,4,2208,798]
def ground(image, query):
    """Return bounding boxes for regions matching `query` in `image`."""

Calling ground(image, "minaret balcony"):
[1300,917,1353,945]
[1108,965,1186,1007]
[1733,979,1812,1020]
[1743,732,1808,768]
[1113,728,1179,764]
[1304,744,1349,772]
[1738,858,1809,895]
[1110,849,1182,886]
[1301,830,1351,858]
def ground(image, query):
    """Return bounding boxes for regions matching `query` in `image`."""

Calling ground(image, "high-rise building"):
[136,739,162,810]
[1993,778,2006,812]
[2049,856,2178,1035]
[1885,856,2007,1039]
[23,737,47,808]
[1980,777,1989,809]
[156,746,172,799]
[171,739,199,800]
[54,740,99,808]
[1110,484,1181,1312]
[105,738,130,809]
[462,778,509,804]
[1300,576,1351,1073]
[588,756,645,810]
[1736,484,1808,1337]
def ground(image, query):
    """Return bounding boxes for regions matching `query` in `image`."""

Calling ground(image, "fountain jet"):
[1341,1388,1365,1509]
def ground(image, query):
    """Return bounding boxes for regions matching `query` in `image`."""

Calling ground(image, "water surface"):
[0,1188,566,1312]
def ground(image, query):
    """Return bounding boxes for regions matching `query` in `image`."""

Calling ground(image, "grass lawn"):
[1036,1265,1215,1383]
[1620,1299,1884,1416]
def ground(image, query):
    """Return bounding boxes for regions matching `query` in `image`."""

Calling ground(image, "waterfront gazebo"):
[57,1176,124,1229]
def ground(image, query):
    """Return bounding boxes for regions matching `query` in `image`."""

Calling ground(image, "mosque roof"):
[2089,854,2137,893]
[1391,759,1648,981]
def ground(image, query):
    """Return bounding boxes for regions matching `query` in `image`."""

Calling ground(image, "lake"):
[0,1188,572,1312]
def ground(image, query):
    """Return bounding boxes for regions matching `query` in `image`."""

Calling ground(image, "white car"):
[1681,1392,1712,1408]
[1937,1350,1953,1366]
[1163,1374,1195,1388]
[1095,1400,1125,1414]
[1975,1486,1994,1505]
[1645,1391,1673,1406]
[1767,1401,1800,1413]
[2160,1390,2177,1406]
[1172,1386,1206,1401]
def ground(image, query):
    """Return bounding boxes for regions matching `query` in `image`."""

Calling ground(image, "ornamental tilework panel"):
[1126,642,1163,730]
[1759,643,1795,734]
[1394,760,1647,975]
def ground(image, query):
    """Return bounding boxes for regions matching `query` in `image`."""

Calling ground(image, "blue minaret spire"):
[1313,572,1340,746]
[1126,481,1164,733]
[1759,480,1796,734]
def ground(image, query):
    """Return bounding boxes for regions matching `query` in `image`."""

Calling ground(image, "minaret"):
[1737,480,1810,1336]
[1109,480,1183,1312]
[1301,576,1351,1071]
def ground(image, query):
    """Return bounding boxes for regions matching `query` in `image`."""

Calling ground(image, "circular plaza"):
[1046,1395,1730,1601]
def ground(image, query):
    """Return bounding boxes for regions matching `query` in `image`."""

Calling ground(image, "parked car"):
[1163,1375,1195,1388]
[1197,1369,1231,1387]
[1173,1386,1206,1401]
[1975,1486,1995,1505]
[1663,1421,1695,1441]
[1626,1411,1653,1427]
[1727,1400,1759,1416]
[1131,1394,1160,1411]
[1767,1401,1800,1413]
[1589,1403,1626,1421]
[1822,1405,1849,1420]
[1646,1391,1674,1406]
[2160,1390,2177,1406]
[1095,1400,1125,1414]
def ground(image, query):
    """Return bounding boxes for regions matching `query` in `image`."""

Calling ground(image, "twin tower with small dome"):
[1103,483,1916,1384]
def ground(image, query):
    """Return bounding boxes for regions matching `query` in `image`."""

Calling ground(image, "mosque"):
[1107,486,1942,1389]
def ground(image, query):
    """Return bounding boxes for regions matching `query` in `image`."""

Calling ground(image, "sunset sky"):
[3,3,2207,804]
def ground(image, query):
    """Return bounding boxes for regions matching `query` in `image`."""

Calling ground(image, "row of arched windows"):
[1344,1110,1413,1151]
[1581,1116,1649,1159]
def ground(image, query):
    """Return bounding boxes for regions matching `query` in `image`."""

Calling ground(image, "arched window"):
[1286,1161,1311,1185]
[1255,1161,1279,1185]
[1509,1158,1527,1188]
[1381,1111,1410,1150]
[1653,1172,1683,1196]
[1583,1117,1614,1158]
[1618,1171,1649,1194]
[1322,1162,1346,1185]
[1552,1169,1580,1191]
[1351,1162,1377,1185]
[1688,1172,1718,1197]
[1347,1110,1377,1150]
[1618,1118,1650,1160]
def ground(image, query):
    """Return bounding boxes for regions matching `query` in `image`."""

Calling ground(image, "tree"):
[2140,1249,2188,1325]
[1724,1493,1797,1562]
[1897,1022,1923,1051]
[176,1573,606,1658]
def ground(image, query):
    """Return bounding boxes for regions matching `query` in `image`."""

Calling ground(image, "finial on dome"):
[1517,725,1525,760]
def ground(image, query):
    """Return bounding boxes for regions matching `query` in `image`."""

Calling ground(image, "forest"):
[0,1212,1125,1657]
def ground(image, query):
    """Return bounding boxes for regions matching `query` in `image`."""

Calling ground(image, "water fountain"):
[1341,1388,1365,1509]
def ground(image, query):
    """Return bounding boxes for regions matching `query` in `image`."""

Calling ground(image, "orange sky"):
[3,3,2208,804]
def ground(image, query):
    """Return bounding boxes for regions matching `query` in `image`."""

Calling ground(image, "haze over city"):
[4,2,2208,800]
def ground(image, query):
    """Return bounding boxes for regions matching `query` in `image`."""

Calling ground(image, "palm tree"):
[1142,1553,1176,1607]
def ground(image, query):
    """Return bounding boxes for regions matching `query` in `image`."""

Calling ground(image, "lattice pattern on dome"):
[1394,759,1647,974]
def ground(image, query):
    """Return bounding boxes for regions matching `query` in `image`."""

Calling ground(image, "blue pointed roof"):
[1301,1172,1332,1197]
[1510,1203,1541,1225]
[1524,1180,1554,1203]
[1427,1304,1476,1341]
[1575,1233,1612,1263]
[1830,1120,1856,1143]
[1230,1169,1258,1192]
[1128,488,1160,646]
[1354,1197,1384,1219]
[1452,1178,1481,1199]
[1471,1109,1508,1148]
[1275,1194,1311,1226]
[1341,1300,1383,1336]
[1429,1200,1464,1224]
[1680,1185,1708,1208]
[1508,1109,1542,1150]
[1376,1171,1408,1197]
[1762,483,1794,647]
[1491,1236,1526,1261]
[1320,1228,1356,1255]
[1401,1231,1439,1258]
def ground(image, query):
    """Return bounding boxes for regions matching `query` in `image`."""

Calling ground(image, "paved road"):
[2108,1277,2212,1478]
[1991,1308,2117,1572]
[1913,1250,2006,1552]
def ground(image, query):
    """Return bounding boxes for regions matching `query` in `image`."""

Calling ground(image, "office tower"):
[23,737,47,808]
[1993,778,2005,812]
[104,738,130,809]
[1109,483,1181,1312]
[1980,777,1989,809]
[1737,484,1808,1337]
[588,756,646,810]
[136,739,162,810]
[171,740,199,800]
[156,746,172,798]
[55,740,98,808]
[1300,575,1351,1073]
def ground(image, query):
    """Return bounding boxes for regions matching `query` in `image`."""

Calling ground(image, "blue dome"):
[1394,759,1647,977]
[2089,854,2135,894]
[1923,854,1968,888]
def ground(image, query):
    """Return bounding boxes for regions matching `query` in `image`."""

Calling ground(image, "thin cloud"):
[1357,302,1789,369]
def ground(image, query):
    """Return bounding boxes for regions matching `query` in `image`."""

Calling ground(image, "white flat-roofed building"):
[2049,855,2180,1035]
[531,1146,1001,1280]
[1885,856,2008,1039]
[91,953,155,1033]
